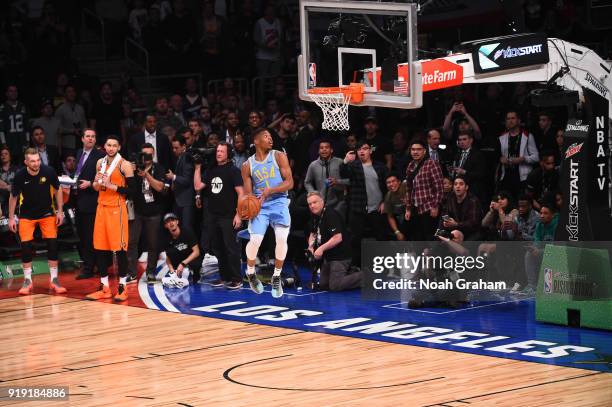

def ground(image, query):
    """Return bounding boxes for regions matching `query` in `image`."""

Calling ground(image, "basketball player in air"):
[241,128,293,298]
[8,148,66,295]
[86,135,135,302]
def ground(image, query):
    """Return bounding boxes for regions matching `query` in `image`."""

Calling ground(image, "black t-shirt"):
[166,229,198,269]
[365,134,392,164]
[309,207,351,261]
[11,165,60,219]
[204,163,243,217]
[133,163,166,216]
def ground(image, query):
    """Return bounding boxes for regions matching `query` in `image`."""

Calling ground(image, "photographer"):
[194,142,244,290]
[166,133,195,236]
[127,143,168,283]
[307,191,361,292]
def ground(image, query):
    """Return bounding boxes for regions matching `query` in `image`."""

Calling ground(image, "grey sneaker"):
[271,275,283,298]
[247,273,263,294]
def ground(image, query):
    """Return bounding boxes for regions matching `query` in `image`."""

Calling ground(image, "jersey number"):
[9,115,24,133]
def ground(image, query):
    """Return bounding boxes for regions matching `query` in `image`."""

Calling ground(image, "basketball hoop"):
[308,83,364,131]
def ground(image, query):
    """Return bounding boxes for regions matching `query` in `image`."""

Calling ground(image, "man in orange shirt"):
[8,148,66,295]
[86,135,135,302]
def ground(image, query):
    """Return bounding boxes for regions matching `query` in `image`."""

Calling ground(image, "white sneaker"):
[202,253,218,267]
[138,252,148,263]
[158,251,166,262]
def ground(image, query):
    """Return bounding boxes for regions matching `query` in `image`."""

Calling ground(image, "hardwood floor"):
[0,295,610,406]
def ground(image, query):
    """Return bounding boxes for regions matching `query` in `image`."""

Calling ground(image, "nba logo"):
[308,63,317,87]
[544,268,553,294]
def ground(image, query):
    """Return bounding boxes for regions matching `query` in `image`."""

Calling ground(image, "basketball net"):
[309,92,351,132]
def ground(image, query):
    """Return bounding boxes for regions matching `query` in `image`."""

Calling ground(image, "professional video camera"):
[185,146,216,167]
[130,152,152,172]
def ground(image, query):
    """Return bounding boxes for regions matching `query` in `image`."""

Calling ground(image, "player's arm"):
[241,160,253,195]
[115,160,137,198]
[269,151,293,194]
[92,159,104,191]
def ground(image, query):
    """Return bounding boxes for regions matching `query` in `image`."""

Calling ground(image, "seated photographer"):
[307,191,361,292]
[127,143,168,283]
[440,176,482,240]
[162,213,201,286]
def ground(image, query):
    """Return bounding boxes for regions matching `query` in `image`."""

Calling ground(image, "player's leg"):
[244,210,270,294]
[270,225,290,298]
[87,207,113,300]
[39,216,66,294]
[114,250,129,302]
[17,218,36,295]
[113,205,130,301]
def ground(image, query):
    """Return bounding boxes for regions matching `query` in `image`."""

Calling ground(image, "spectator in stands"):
[307,191,361,291]
[197,106,214,137]
[61,152,76,177]
[232,132,249,169]
[341,140,388,266]
[363,116,392,170]
[0,146,17,216]
[244,110,263,141]
[90,82,123,146]
[199,0,227,80]
[526,150,559,210]
[127,143,168,283]
[441,176,482,240]
[426,129,452,175]
[523,203,559,295]
[497,110,539,198]
[271,113,296,159]
[482,191,519,241]
[128,0,148,43]
[30,126,60,172]
[129,114,173,170]
[451,132,486,204]
[32,100,60,150]
[534,111,556,151]
[264,99,281,125]
[169,94,186,126]
[305,140,348,215]
[0,84,29,161]
[166,134,195,235]
[391,129,410,175]
[162,0,196,72]
[404,138,444,241]
[222,112,241,145]
[554,128,564,167]
[154,96,183,133]
[516,193,539,241]
[384,173,408,241]
[55,85,87,154]
[253,2,284,76]
[207,132,221,148]
[442,101,482,141]
[345,133,358,153]
[183,78,207,119]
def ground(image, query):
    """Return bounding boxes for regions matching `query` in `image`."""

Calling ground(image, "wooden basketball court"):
[1,294,610,406]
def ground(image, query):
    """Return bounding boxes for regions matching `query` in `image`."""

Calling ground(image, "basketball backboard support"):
[298,0,422,109]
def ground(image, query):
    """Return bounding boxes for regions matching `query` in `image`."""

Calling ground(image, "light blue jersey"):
[248,150,290,235]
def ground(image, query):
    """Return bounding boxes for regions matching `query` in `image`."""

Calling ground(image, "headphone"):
[218,141,234,160]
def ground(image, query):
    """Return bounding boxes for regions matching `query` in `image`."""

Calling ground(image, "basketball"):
[237,194,261,220]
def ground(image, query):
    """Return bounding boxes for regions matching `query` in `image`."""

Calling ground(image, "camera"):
[305,248,322,290]
[130,152,152,171]
[186,146,215,167]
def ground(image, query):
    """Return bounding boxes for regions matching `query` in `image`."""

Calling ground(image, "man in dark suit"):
[128,115,172,170]
[31,126,61,172]
[427,128,453,176]
[451,132,487,205]
[166,132,195,236]
[74,129,105,279]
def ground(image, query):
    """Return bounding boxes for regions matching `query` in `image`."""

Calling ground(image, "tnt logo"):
[308,63,317,87]
[544,268,553,294]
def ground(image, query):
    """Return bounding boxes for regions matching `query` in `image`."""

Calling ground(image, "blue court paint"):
[149,265,612,372]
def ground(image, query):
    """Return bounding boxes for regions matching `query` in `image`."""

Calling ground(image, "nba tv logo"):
[544,268,553,294]
[308,63,317,87]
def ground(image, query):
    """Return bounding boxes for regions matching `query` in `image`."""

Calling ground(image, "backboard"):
[298,0,422,109]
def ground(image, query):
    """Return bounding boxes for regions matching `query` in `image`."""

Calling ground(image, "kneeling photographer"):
[307,191,361,291]
[128,143,168,282]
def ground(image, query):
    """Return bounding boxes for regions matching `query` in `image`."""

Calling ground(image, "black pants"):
[128,213,162,276]
[209,216,241,282]
[409,209,438,241]
[199,205,210,255]
[76,211,96,275]
[349,211,388,266]
[96,250,128,278]
[320,259,361,291]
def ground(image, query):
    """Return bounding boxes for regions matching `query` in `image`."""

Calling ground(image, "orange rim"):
[308,83,364,103]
